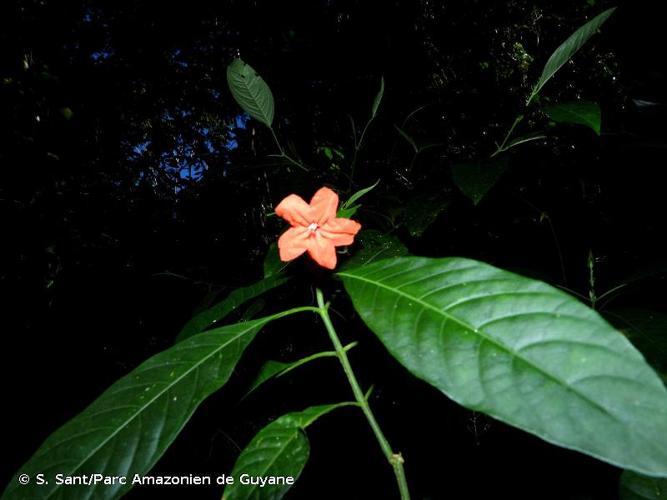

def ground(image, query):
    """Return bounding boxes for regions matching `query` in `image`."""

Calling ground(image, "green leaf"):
[371,76,384,119]
[343,230,408,269]
[606,308,667,376]
[527,7,617,104]
[545,101,601,135]
[451,156,508,205]
[401,195,450,237]
[337,205,359,219]
[175,274,289,343]
[223,403,353,500]
[226,58,275,127]
[245,342,358,397]
[240,299,266,322]
[339,257,667,477]
[394,124,419,153]
[59,107,73,120]
[264,242,288,278]
[620,470,667,500]
[503,131,547,151]
[245,360,291,397]
[337,179,380,219]
[3,314,293,500]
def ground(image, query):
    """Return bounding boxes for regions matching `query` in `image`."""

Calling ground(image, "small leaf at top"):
[527,7,617,104]
[226,58,275,127]
[545,101,601,135]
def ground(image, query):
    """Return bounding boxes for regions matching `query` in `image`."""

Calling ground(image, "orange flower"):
[275,187,361,269]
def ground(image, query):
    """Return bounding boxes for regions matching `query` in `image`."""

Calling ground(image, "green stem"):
[491,114,524,157]
[268,126,309,171]
[315,289,411,500]
[271,305,320,320]
[349,118,373,190]
[269,126,285,156]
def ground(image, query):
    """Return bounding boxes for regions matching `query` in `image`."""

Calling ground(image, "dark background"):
[1,0,666,498]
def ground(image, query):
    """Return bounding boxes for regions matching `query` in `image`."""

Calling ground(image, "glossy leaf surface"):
[545,101,601,135]
[3,315,286,500]
[176,275,289,342]
[528,8,616,103]
[227,58,275,127]
[223,403,351,500]
[340,256,667,476]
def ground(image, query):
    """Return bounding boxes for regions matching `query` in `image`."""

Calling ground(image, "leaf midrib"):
[239,425,303,497]
[339,270,619,420]
[42,320,264,500]
[232,68,271,125]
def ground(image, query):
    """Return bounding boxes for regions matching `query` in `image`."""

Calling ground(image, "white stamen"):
[307,222,318,232]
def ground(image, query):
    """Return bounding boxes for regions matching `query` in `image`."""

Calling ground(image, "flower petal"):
[277,226,309,262]
[306,231,337,269]
[275,194,312,227]
[309,187,339,225]
[322,217,362,236]
[319,229,355,246]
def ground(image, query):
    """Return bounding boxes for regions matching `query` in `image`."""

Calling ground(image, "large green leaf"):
[227,58,275,127]
[339,257,667,477]
[527,8,616,104]
[223,403,352,500]
[620,470,667,500]
[175,275,289,342]
[3,313,296,500]
[545,101,601,135]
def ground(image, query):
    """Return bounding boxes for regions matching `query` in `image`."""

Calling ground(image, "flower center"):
[307,222,319,233]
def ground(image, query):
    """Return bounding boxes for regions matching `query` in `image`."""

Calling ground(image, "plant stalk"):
[315,288,411,500]
[268,126,309,171]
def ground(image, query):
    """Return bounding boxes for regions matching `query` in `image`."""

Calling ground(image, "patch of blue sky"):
[91,49,113,62]
[171,49,189,69]
[224,113,249,151]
